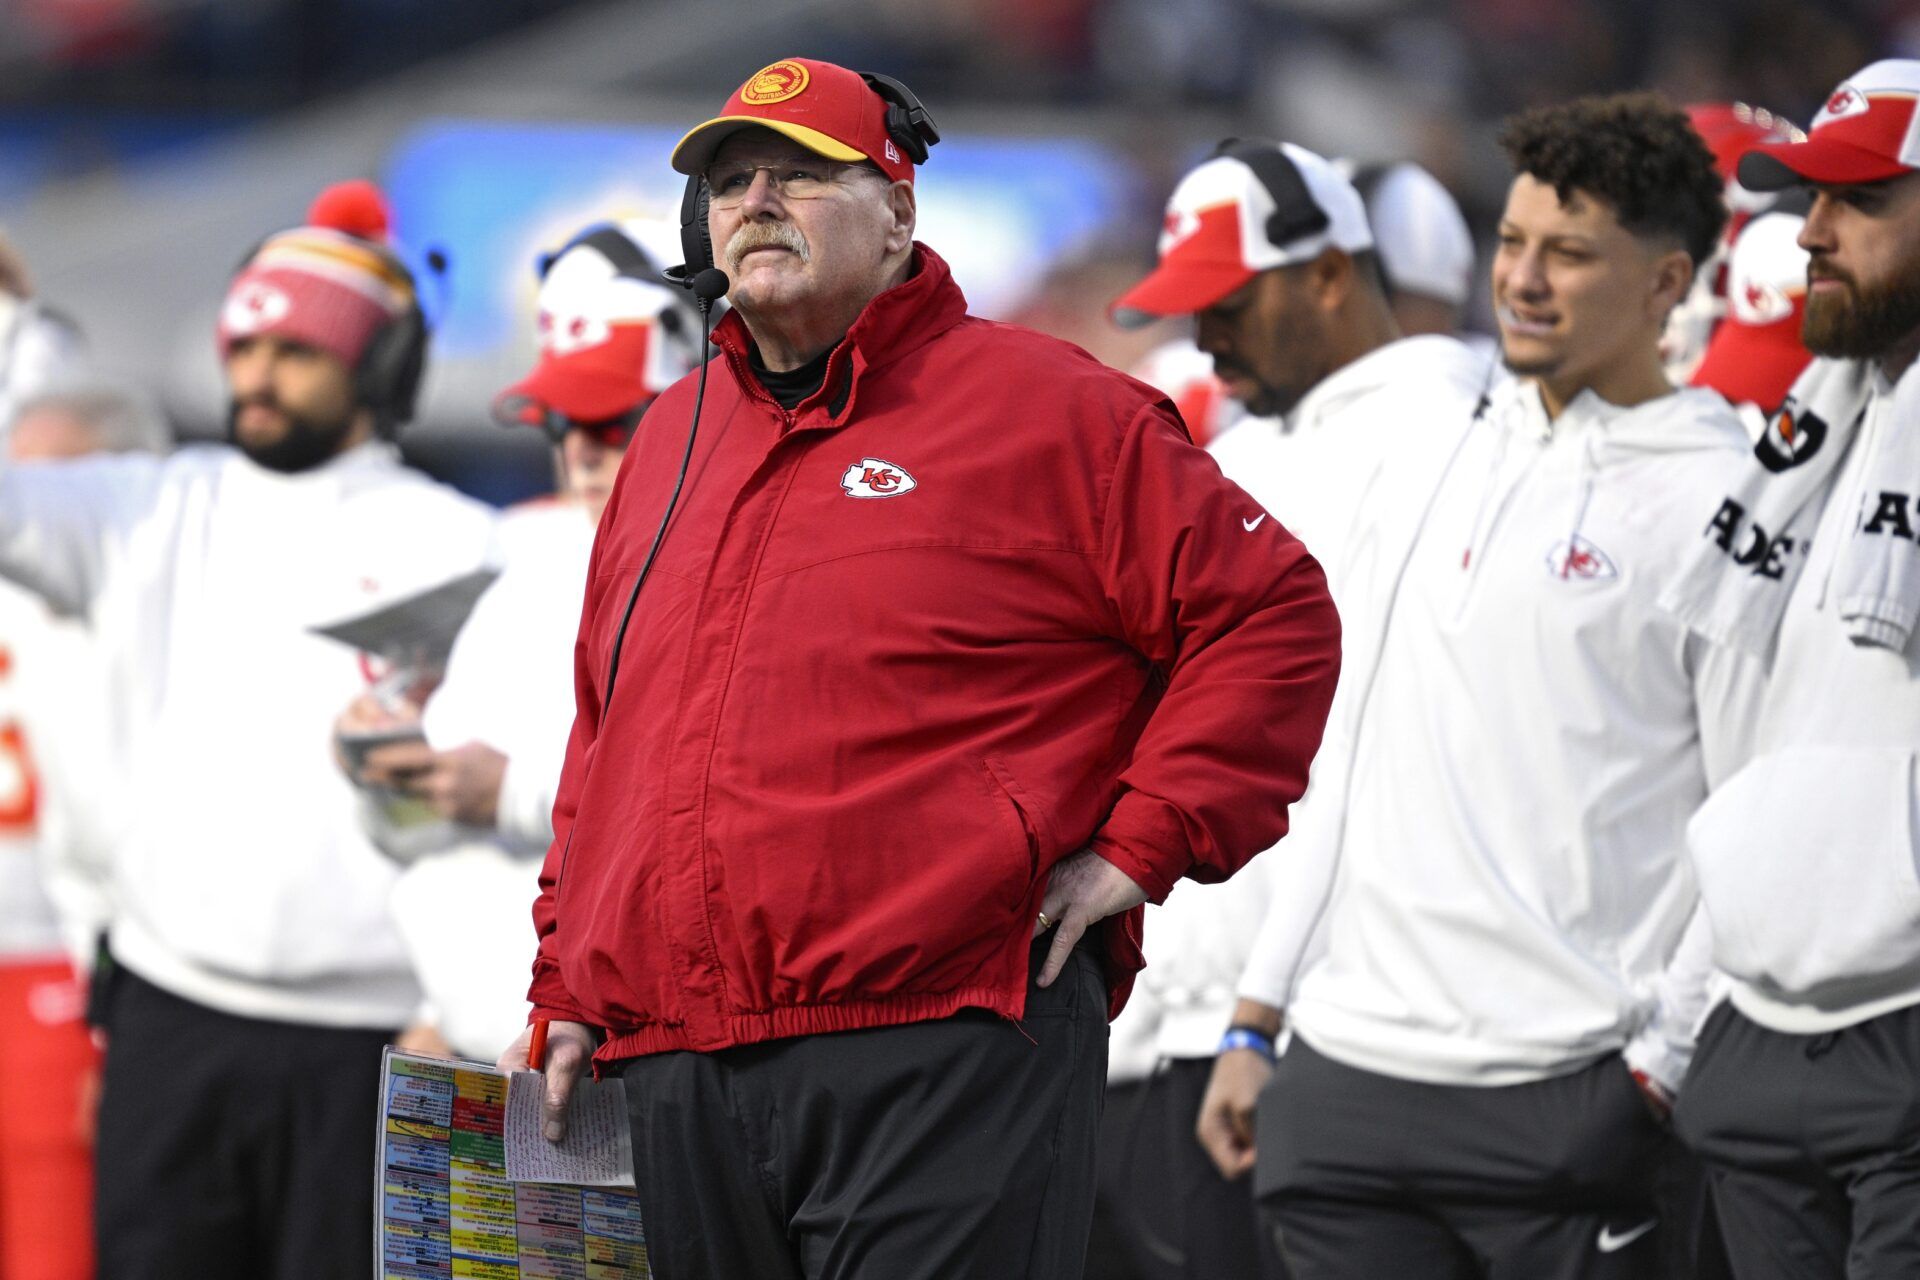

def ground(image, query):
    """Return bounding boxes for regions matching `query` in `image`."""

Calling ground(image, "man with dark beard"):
[1662,59,1920,1280]
[0,191,495,1279]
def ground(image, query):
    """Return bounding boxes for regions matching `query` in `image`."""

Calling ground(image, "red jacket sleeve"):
[1089,401,1342,902]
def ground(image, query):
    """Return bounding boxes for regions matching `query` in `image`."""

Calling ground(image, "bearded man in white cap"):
[0,189,496,1279]
[1665,58,1920,1280]
[1100,138,1487,1280]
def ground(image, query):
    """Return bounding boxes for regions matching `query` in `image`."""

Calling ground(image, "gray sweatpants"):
[1255,1037,1676,1279]
[1677,1000,1920,1280]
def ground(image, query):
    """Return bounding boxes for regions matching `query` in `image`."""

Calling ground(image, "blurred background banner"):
[385,119,1140,357]
[0,0,1884,492]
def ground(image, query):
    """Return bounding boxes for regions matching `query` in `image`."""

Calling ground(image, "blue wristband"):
[1217,1027,1276,1059]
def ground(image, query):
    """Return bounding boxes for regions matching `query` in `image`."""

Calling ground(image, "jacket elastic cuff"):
[526,957,593,1028]
[1089,794,1191,903]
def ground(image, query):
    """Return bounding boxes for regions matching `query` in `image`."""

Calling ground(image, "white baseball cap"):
[1112,140,1372,326]
[1349,161,1474,307]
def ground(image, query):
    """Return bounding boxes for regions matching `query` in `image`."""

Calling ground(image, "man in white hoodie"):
[341,221,701,1063]
[1096,140,1489,1280]
[1662,59,1920,1280]
[1201,95,1766,1278]
[0,204,496,1279]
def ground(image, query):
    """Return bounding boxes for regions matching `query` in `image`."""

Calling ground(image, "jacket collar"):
[711,242,970,424]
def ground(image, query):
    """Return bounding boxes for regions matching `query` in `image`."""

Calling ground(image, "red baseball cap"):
[1687,102,1805,184]
[1690,212,1813,414]
[1740,60,1920,191]
[671,58,914,184]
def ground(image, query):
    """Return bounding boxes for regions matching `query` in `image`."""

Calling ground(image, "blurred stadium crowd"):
[0,3,1915,1279]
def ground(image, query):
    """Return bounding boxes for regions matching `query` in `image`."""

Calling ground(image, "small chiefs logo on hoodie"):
[1546,535,1618,581]
[841,458,917,498]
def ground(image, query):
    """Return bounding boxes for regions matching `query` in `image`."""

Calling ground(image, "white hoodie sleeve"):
[0,455,161,617]
[493,748,560,854]
[1237,768,1345,1009]
[1687,631,1769,790]
[1622,634,1767,1090]
[1624,905,1717,1094]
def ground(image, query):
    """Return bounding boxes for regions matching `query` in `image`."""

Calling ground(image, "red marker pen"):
[527,1018,550,1072]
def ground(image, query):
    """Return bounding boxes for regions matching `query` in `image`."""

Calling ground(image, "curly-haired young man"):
[1202,93,1770,1279]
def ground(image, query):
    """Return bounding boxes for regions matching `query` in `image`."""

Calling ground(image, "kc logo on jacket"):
[841,458,917,498]
[1546,535,1618,581]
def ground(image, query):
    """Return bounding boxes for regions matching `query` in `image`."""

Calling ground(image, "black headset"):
[357,292,428,438]
[1210,138,1331,250]
[668,70,941,283]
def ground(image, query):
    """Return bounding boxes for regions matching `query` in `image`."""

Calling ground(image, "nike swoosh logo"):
[1596,1219,1657,1253]
[1243,514,1267,532]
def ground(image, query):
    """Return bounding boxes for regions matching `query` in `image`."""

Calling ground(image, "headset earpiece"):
[858,72,941,166]
[670,174,714,284]
[356,300,427,437]
[1211,138,1330,249]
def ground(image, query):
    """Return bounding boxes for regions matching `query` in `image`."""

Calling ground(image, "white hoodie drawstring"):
[1460,412,1514,571]
[1560,433,1599,579]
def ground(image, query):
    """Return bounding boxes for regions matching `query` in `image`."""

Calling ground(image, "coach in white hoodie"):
[1205,96,1766,1279]
[0,208,495,1279]
[1663,60,1920,1280]
[1098,141,1488,1280]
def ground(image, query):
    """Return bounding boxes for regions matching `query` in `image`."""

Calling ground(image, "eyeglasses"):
[493,395,647,448]
[701,159,882,208]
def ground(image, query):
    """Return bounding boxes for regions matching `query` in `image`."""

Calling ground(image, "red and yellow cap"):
[671,58,914,185]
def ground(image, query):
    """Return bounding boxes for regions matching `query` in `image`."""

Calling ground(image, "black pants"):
[93,963,393,1280]
[1676,1000,1920,1280]
[1091,1060,1290,1280]
[1257,1039,1673,1280]
[618,938,1108,1279]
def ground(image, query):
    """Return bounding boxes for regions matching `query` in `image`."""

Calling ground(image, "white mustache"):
[725,221,810,272]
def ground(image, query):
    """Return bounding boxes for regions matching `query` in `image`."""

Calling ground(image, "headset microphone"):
[689,268,729,305]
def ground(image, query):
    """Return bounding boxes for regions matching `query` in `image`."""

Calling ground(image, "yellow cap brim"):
[670,116,868,174]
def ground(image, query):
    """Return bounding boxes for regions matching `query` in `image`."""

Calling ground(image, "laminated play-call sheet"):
[376,1048,649,1279]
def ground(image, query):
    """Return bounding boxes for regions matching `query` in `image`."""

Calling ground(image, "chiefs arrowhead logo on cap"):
[1818,84,1868,124]
[741,61,810,105]
[222,281,292,334]
[1158,205,1204,253]
[1732,276,1794,326]
[841,458,917,498]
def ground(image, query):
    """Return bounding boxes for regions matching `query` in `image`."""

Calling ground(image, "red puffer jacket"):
[528,246,1339,1063]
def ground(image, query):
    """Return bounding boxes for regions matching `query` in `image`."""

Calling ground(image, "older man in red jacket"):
[501,58,1341,1280]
